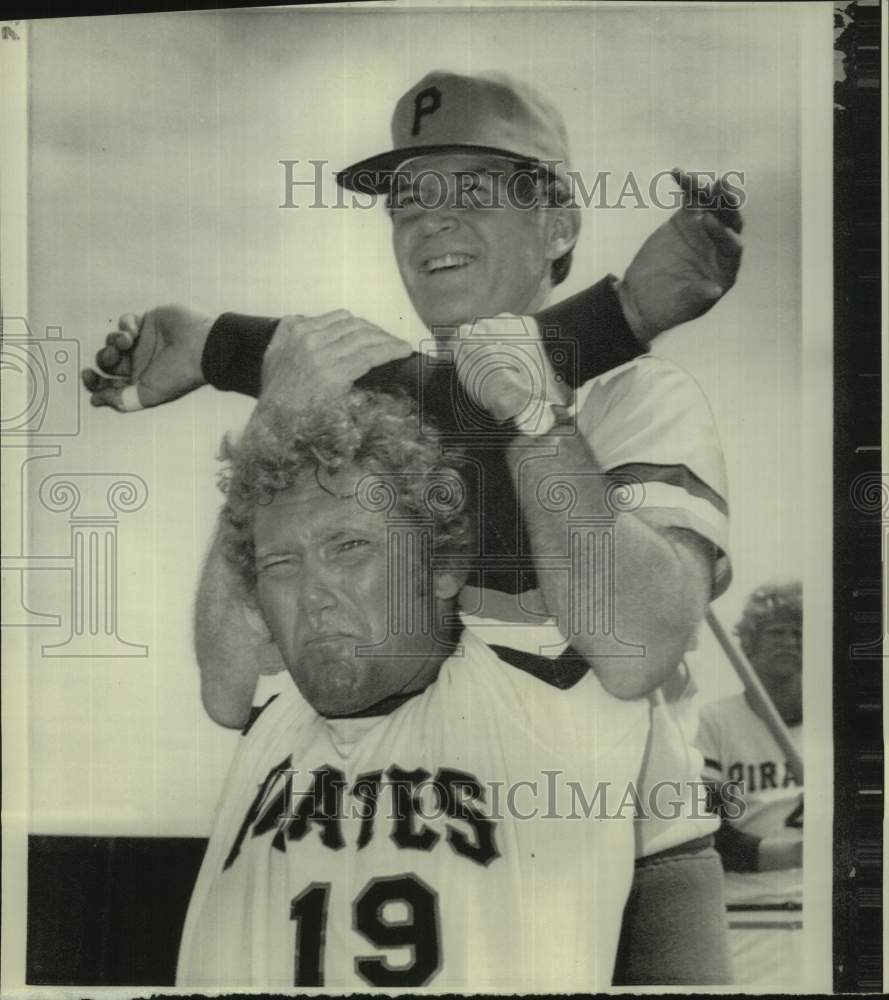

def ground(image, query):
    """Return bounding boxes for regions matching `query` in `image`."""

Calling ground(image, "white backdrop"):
[19,4,819,839]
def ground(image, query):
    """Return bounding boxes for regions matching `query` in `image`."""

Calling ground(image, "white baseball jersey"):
[177,626,648,992]
[696,692,803,907]
[572,354,730,593]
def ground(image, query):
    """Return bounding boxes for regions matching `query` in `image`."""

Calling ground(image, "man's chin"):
[300,683,371,718]
[314,696,367,717]
[289,654,371,717]
[422,311,470,332]
[414,294,482,331]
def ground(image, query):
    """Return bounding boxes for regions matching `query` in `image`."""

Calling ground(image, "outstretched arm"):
[80,171,743,409]
[80,277,641,410]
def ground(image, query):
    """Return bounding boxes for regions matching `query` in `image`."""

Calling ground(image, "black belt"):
[636,834,715,867]
[727,902,803,912]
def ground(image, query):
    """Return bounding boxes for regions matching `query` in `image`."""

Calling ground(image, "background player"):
[695,580,803,988]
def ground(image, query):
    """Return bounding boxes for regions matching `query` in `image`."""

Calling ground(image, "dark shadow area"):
[27,835,207,986]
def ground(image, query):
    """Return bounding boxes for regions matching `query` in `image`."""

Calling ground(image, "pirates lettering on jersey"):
[224,762,499,872]
[353,770,383,849]
[223,754,292,870]
[390,766,439,851]
[725,758,800,793]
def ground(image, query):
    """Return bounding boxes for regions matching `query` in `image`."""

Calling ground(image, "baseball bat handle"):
[705,608,804,785]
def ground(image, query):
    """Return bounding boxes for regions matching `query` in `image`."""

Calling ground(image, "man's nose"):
[417,205,459,237]
[299,571,338,619]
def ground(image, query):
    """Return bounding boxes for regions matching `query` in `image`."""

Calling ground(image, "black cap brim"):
[336,145,540,195]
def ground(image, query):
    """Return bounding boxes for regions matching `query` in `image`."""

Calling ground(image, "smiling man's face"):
[252,466,455,717]
[390,154,573,330]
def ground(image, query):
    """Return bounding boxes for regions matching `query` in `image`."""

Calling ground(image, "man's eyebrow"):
[323,529,380,550]
[325,528,372,542]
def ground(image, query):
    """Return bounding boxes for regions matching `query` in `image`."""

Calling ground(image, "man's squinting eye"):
[466,172,496,195]
[258,555,301,577]
[390,192,420,215]
[336,538,371,556]
[390,172,499,216]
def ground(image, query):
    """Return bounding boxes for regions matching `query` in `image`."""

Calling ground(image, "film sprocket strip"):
[832,2,883,993]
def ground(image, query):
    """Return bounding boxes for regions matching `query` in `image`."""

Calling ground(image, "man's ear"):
[242,591,272,640]
[434,569,464,601]
[545,205,581,263]
[242,584,259,611]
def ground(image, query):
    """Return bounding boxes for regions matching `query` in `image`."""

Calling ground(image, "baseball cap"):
[336,70,572,195]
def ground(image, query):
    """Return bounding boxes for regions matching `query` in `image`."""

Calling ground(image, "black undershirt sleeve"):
[536,275,647,387]
[199,275,646,399]
[200,313,279,399]
[713,820,761,873]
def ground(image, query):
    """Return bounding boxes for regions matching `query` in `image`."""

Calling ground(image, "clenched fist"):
[81,304,213,411]
[449,314,565,426]
[617,169,744,342]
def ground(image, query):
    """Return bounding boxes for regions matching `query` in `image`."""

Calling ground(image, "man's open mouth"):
[419,252,477,274]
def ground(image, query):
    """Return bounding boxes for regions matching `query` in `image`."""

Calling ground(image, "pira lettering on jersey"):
[726,758,800,793]
[223,761,500,872]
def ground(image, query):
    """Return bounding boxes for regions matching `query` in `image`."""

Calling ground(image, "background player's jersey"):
[696,692,803,907]
[177,627,648,992]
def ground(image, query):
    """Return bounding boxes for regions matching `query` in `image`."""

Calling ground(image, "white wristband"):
[514,400,574,437]
[119,384,144,413]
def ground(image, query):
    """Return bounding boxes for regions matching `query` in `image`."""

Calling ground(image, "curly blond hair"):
[217,390,474,592]
[735,579,802,658]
